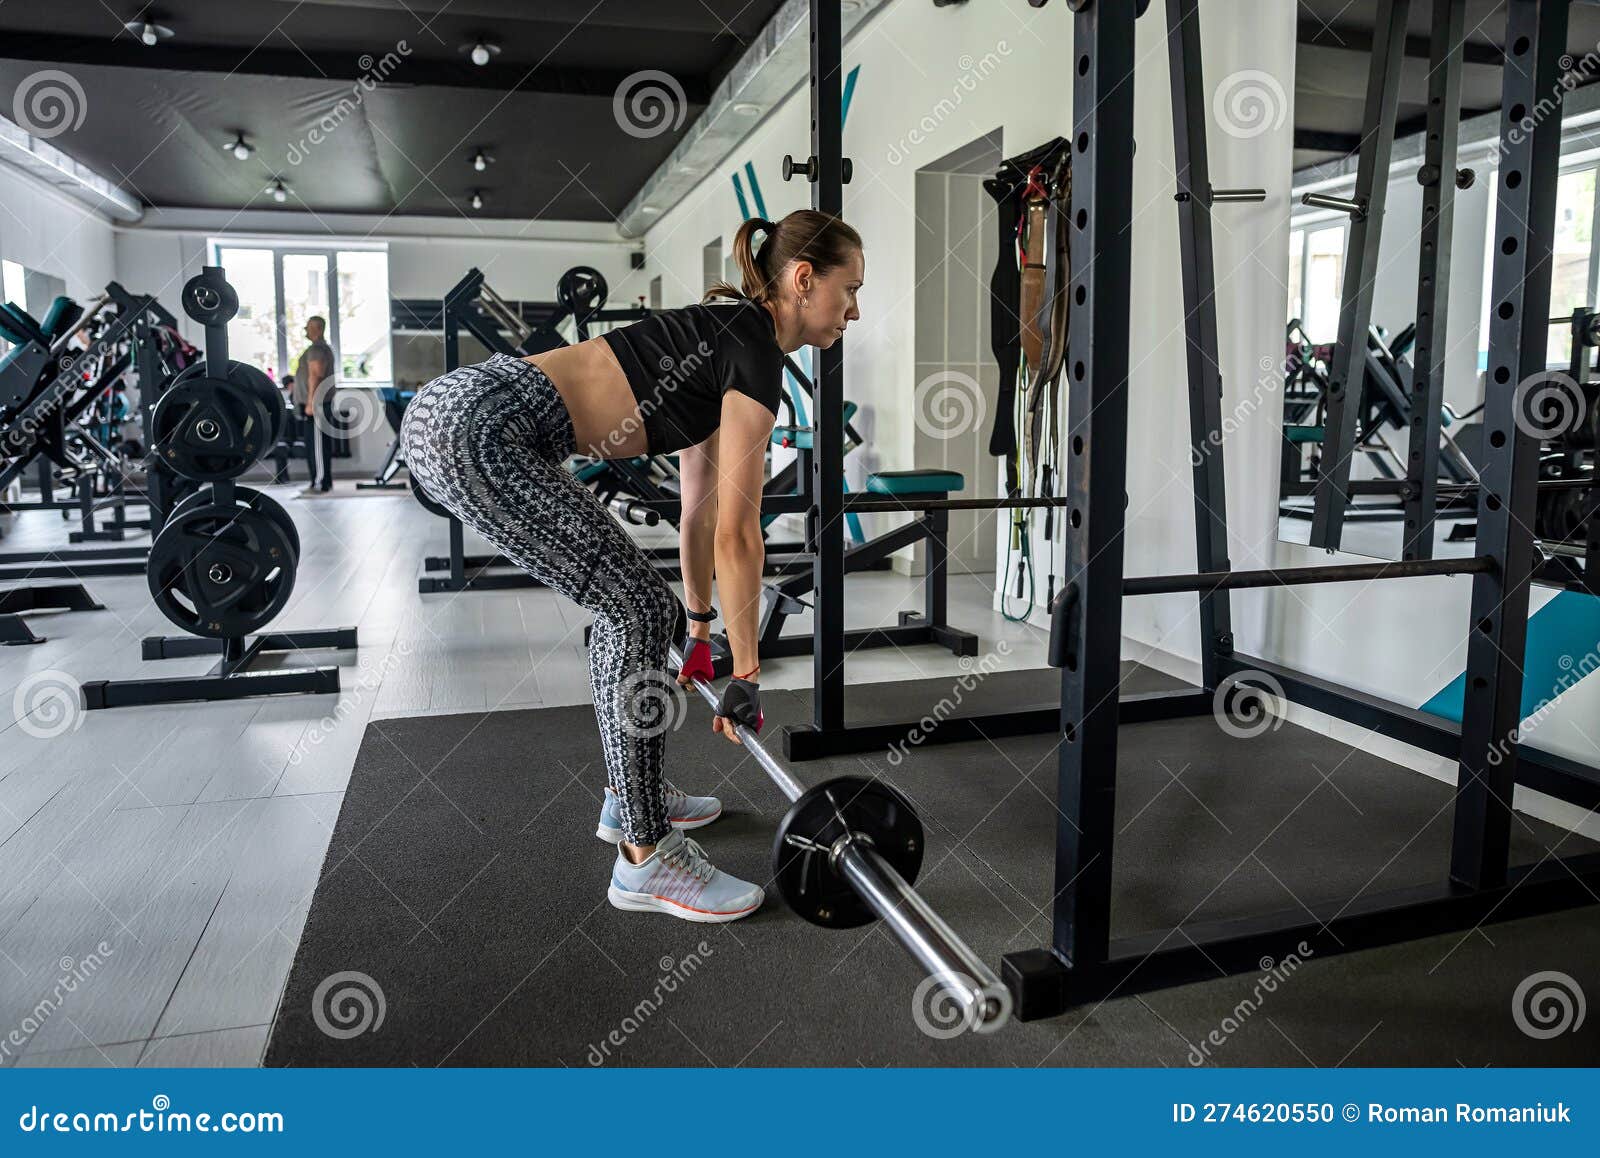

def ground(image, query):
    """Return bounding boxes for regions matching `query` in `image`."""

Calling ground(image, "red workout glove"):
[678,635,715,684]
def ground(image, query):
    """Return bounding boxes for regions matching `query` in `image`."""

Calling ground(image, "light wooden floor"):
[0,482,1054,1067]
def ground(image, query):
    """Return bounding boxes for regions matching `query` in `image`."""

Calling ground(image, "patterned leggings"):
[401,353,679,845]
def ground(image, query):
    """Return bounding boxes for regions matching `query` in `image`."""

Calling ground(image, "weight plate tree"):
[668,643,1011,1033]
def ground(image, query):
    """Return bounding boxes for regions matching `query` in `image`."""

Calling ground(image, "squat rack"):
[782,0,1600,1018]
[998,0,1600,1018]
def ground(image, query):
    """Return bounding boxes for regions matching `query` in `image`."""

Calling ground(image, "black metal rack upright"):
[996,0,1600,1020]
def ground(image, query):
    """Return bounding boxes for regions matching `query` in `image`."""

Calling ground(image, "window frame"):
[206,239,392,388]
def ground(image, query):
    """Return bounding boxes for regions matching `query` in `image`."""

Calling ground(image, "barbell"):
[667,643,1012,1034]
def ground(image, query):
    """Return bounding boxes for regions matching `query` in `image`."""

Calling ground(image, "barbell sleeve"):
[668,644,1012,1033]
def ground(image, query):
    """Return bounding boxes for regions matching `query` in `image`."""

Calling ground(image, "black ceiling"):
[1295,0,1600,171]
[0,0,786,220]
[11,2,1600,216]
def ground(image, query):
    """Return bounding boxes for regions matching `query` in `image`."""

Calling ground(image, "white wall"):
[639,0,1074,562]
[0,158,115,303]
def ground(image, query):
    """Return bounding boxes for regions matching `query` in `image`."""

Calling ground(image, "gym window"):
[1477,162,1600,369]
[1285,221,1348,344]
[207,241,393,390]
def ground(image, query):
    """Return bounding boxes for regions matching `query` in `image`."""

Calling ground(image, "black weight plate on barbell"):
[182,272,239,326]
[771,776,923,929]
[170,484,301,564]
[229,361,287,450]
[151,372,273,481]
[165,360,288,451]
[557,265,608,319]
[147,495,296,637]
[410,476,453,520]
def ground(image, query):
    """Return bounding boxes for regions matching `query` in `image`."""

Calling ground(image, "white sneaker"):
[595,782,722,843]
[607,828,762,923]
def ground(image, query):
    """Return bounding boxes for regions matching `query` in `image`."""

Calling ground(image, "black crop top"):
[600,297,784,454]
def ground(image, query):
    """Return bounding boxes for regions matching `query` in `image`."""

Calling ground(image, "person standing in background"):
[294,316,337,493]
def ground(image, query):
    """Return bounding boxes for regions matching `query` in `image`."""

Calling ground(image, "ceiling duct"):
[617,0,891,238]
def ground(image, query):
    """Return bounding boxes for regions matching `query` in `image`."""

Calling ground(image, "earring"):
[801,296,809,308]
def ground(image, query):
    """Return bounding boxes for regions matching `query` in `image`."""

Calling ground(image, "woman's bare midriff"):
[524,339,651,459]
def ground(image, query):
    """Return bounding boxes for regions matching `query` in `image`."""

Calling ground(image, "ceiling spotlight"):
[470,190,484,211]
[224,133,253,160]
[460,38,500,66]
[268,178,289,203]
[470,148,494,173]
[124,19,174,45]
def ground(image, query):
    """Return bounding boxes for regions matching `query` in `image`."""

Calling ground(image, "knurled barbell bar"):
[667,642,1012,1034]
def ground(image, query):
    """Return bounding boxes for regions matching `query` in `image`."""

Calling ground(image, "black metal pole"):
[808,0,846,738]
[1310,0,1411,549]
[1123,555,1493,596]
[1402,0,1466,561]
[1453,0,1569,890]
[1166,0,1235,684]
[1049,0,1138,975]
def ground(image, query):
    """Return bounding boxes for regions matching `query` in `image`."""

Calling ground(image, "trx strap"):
[985,138,1072,622]
[983,173,1024,494]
